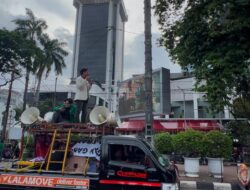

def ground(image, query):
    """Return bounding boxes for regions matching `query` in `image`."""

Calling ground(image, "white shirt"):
[74,76,91,101]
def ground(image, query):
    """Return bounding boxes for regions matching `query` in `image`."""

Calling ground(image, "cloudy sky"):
[0,0,181,92]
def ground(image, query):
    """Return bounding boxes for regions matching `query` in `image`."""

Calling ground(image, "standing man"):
[75,68,92,123]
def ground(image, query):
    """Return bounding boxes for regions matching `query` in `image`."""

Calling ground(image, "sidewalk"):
[177,163,239,183]
[177,163,242,189]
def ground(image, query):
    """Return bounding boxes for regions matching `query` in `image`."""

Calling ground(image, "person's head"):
[64,98,73,108]
[80,68,89,79]
[240,163,248,171]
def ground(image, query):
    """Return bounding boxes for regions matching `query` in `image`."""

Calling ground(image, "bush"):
[172,129,205,157]
[203,130,232,159]
[154,132,173,154]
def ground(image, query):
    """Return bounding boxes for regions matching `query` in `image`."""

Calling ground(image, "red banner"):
[0,174,89,188]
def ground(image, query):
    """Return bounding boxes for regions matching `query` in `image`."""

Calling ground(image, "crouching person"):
[51,98,76,123]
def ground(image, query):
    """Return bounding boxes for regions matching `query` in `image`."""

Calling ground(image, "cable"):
[74,26,109,37]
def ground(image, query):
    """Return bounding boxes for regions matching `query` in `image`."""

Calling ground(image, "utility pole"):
[53,75,58,108]
[2,71,15,142]
[144,0,153,143]
[177,86,187,129]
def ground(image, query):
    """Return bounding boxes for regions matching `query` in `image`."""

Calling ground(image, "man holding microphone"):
[75,68,92,123]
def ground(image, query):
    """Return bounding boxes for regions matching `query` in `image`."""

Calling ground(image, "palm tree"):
[13,8,48,111]
[33,34,68,106]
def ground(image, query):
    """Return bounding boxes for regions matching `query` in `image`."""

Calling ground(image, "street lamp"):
[177,86,187,129]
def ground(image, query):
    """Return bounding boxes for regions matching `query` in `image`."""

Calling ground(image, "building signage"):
[0,174,89,189]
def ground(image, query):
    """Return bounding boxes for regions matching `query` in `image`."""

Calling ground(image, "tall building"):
[71,0,127,112]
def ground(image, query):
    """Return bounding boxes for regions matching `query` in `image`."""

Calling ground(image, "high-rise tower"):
[71,0,127,111]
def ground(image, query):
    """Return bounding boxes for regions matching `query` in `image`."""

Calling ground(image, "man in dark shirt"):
[51,98,76,123]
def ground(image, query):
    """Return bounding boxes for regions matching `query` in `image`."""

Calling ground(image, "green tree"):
[232,96,250,119]
[0,29,36,142]
[0,29,33,75]
[13,8,48,111]
[154,0,250,113]
[226,121,250,146]
[33,34,68,105]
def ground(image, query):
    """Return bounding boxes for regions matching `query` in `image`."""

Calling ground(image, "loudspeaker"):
[89,106,117,126]
[20,107,43,125]
[44,111,54,123]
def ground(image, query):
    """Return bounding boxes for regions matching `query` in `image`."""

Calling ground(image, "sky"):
[0,0,181,92]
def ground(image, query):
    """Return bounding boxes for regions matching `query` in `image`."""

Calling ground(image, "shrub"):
[203,130,232,159]
[154,132,173,154]
[172,129,205,157]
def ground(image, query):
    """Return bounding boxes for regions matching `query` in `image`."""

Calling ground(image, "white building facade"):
[170,75,231,119]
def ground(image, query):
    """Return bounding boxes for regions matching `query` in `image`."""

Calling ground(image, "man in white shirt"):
[75,68,92,123]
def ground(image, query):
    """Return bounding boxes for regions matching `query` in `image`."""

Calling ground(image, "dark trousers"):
[75,100,88,123]
[51,111,67,123]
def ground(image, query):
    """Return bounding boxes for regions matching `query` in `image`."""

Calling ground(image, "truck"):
[0,126,179,190]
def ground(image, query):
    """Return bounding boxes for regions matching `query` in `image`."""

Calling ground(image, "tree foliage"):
[0,29,35,74]
[154,132,173,154]
[12,8,68,107]
[233,96,250,119]
[226,120,250,146]
[13,8,47,43]
[154,0,250,113]
[203,130,232,159]
[172,129,205,157]
[33,33,68,105]
[34,33,68,80]
[13,8,48,110]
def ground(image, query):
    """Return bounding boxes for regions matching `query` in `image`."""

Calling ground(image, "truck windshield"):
[143,140,169,168]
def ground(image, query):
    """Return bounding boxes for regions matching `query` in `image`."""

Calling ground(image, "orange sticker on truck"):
[0,174,89,189]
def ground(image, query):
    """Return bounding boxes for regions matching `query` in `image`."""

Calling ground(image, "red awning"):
[116,119,222,132]
[116,120,145,132]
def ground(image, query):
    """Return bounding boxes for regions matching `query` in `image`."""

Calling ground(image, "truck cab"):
[98,135,178,190]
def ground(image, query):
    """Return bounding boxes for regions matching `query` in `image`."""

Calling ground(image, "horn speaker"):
[20,107,43,125]
[44,111,54,123]
[89,106,117,126]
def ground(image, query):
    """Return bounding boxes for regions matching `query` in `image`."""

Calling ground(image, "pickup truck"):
[0,135,179,190]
